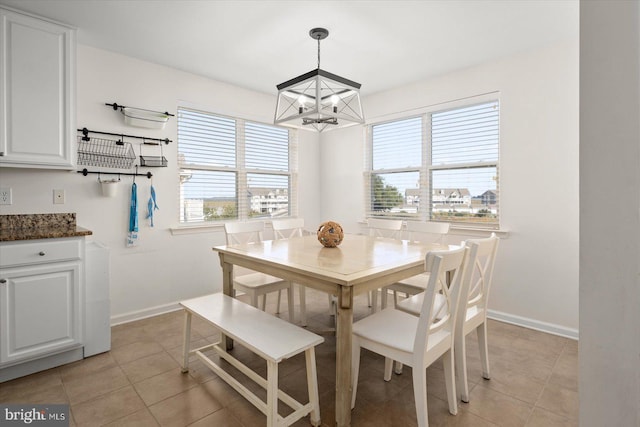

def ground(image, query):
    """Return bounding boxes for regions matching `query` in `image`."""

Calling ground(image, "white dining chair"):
[223,221,295,322]
[380,221,450,309]
[366,218,404,311]
[396,233,499,403]
[453,233,499,402]
[271,218,311,326]
[351,246,470,427]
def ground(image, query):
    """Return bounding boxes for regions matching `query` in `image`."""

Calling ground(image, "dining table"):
[213,233,450,427]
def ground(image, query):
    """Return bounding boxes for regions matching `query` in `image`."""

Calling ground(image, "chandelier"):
[274,28,364,132]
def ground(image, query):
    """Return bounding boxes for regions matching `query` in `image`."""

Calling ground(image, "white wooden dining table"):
[213,233,449,427]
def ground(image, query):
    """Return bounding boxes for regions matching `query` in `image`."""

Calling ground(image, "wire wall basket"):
[77,136,136,169]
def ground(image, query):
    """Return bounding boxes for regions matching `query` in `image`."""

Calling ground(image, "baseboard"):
[110,298,579,341]
[110,302,182,326]
[488,309,578,340]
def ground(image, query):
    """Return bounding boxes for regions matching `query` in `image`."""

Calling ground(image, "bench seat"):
[180,293,323,427]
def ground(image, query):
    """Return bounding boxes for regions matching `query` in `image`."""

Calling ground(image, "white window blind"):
[367,117,422,218]
[367,99,499,227]
[178,107,295,224]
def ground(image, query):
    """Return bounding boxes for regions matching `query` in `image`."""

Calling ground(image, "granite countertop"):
[0,213,93,242]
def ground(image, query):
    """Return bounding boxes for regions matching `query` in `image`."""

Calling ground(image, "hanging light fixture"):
[274,28,364,132]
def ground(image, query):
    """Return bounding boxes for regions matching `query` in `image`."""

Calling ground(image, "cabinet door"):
[0,8,76,169]
[0,262,82,364]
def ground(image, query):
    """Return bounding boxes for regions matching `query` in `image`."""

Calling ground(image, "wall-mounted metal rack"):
[105,102,174,129]
[77,168,152,179]
[78,127,172,145]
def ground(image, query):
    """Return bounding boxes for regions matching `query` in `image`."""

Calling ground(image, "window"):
[178,107,296,224]
[366,99,499,227]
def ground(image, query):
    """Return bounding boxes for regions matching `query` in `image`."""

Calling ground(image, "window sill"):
[170,223,225,236]
[448,225,509,239]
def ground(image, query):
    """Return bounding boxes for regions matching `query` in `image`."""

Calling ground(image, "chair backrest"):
[405,221,450,244]
[413,246,469,358]
[463,233,499,313]
[224,221,265,245]
[367,218,403,239]
[272,218,305,240]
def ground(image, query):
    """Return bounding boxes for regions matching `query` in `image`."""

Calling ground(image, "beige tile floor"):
[0,290,578,426]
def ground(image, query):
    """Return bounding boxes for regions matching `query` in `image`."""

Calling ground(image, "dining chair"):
[223,221,295,322]
[271,218,311,326]
[351,246,470,427]
[453,232,499,402]
[396,233,499,403]
[380,221,450,309]
[366,218,404,310]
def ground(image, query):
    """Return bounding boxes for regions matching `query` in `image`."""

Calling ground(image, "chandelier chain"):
[317,37,321,69]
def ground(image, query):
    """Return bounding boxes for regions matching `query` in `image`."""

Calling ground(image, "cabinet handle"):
[39,251,46,256]
[0,279,6,284]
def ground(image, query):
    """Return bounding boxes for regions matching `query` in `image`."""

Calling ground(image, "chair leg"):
[305,347,321,427]
[381,287,388,309]
[181,311,191,373]
[351,342,361,409]
[394,361,404,375]
[287,286,295,324]
[384,357,393,381]
[299,284,307,327]
[275,290,282,313]
[412,363,429,427]
[477,322,491,379]
[367,291,372,307]
[260,294,267,311]
[455,333,470,403]
[443,349,458,415]
[251,292,259,308]
[371,290,378,313]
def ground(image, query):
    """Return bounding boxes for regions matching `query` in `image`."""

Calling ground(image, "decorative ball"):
[317,221,344,247]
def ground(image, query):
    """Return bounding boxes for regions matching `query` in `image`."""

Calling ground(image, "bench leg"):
[181,311,192,373]
[266,359,278,427]
[305,347,321,426]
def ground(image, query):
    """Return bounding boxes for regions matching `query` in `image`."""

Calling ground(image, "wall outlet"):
[0,188,12,205]
[53,189,65,204]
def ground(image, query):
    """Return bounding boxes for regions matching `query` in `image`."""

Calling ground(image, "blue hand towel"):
[129,183,138,232]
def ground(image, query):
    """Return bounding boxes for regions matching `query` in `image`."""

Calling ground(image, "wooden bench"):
[180,293,323,427]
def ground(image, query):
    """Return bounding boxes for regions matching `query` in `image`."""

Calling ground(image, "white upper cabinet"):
[0,7,76,169]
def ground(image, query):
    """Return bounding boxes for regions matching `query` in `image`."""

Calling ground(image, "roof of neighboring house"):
[248,188,288,197]
[405,188,472,197]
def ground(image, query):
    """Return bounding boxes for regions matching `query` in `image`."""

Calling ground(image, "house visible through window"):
[177,107,296,224]
[366,98,499,228]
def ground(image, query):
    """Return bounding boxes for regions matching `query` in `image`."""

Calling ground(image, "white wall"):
[1,39,580,335]
[320,40,580,335]
[0,44,321,323]
[579,1,640,424]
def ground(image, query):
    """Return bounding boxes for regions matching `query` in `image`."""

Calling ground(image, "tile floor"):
[0,290,578,426]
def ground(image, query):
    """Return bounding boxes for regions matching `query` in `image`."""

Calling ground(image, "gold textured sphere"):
[317,221,344,247]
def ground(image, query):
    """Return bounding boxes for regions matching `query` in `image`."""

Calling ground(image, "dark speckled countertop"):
[0,213,93,241]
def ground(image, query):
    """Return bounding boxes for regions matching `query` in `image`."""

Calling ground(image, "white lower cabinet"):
[0,238,84,376]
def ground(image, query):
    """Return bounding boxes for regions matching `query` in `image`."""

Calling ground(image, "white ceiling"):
[0,0,578,96]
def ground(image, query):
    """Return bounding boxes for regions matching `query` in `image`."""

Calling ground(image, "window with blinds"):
[178,107,295,224]
[367,99,499,227]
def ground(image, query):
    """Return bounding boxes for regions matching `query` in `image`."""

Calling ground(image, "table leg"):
[219,254,234,351]
[335,285,354,427]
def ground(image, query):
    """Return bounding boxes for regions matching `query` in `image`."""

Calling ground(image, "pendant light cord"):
[317,36,321,69]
